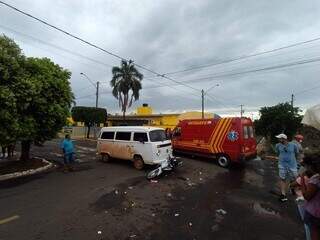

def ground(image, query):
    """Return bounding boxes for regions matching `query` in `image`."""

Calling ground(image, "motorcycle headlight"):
[156,149,161,156]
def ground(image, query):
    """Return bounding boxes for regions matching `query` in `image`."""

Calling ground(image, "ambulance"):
[172,117,257,168]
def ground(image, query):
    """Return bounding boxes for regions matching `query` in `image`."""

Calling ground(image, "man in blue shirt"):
[275,133,298,202]
[60,134,75,171]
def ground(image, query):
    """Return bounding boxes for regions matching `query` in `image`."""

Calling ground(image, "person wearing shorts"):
[275,133,298,202]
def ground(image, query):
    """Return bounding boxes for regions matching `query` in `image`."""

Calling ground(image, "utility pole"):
[201,89,204,119]
[291,93,294,113]
[240,104,244,118]
[96,81,100,108]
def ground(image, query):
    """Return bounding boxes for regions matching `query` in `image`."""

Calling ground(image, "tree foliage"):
[71,106,107,138]
[110,60,143,119]
[0,35,74,160]
[254,102,302,142]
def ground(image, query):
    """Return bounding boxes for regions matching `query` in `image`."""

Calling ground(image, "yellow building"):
[107,104,217,129]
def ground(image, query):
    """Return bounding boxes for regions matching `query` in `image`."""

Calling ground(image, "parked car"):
[172,117,257,168]
[97,126,173,169]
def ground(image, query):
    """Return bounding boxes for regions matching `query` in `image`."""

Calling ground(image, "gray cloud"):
[1,0,320,118]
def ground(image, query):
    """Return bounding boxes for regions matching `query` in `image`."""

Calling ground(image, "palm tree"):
[110,60,143,119]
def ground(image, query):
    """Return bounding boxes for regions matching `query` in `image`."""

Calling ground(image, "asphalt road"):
[0,139,304,240]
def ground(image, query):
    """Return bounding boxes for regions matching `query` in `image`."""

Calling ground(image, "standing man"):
[60,134,75,171]
[275,133,299,202]
[292,134,304,164]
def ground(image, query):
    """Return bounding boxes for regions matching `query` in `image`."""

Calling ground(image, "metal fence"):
[61,126,102,139]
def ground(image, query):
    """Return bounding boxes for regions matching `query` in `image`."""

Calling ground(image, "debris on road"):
[129,234,137,238]
[128,186,133,190]
[174,213,180,217]
[199,178,203,181]
[152,213,156,217]
[150,180,158,183]
[97,231,102,235]
[167,193,172,198]
[211,224,219,232]
[114,190,119,195]
[216,209,227,215]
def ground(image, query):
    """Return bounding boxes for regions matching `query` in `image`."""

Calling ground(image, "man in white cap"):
[275,133,299,202]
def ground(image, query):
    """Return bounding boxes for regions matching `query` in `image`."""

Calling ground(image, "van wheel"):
[101,153,110,163]
[217,155,231,168]
[133,156,144,170]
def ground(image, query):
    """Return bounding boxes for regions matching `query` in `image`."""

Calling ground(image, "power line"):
[0,1,198,92]
[0,24,113,69]
[162,36,320,76]
[179,56,320,84]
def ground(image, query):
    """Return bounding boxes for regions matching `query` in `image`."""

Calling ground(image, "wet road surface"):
[0,139,304,240]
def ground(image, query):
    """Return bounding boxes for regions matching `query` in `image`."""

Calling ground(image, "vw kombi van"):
[97,126,173,169]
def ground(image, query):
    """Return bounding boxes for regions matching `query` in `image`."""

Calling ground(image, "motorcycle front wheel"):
[146,167,162,180]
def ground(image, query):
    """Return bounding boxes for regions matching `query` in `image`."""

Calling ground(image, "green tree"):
[0,35,74,160]
[254,102,302,143]
[110,60,143,119]
[71,106,107,138]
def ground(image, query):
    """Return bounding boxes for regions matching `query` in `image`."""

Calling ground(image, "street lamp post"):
[80,73,100,108]
[201,84,219,119]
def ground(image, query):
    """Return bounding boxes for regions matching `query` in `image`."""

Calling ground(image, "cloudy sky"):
[1,0,320,118]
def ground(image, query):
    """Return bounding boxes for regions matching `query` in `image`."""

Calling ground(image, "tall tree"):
[71,106,107,138]
[254,102,302,143]
[110,60,143,119]
[0,35,74,160]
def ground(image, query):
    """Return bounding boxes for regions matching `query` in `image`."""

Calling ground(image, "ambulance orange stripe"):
[210,119,227,153]
[219,122,232,152]
[217,118,232,152]
[209,119,223,152]
[214,118,230,152]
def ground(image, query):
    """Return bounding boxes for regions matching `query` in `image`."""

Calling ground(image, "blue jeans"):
[297,203,311,240]
[64,153,74,165]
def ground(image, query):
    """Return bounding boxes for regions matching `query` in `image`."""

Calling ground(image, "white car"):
[97,126,173,169]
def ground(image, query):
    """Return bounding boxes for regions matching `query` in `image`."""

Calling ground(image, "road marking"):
[0,215,20,225]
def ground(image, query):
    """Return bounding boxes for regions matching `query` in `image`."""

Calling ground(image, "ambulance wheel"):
[217,155,231,168]
[133,155,144,170]
[101,153,110,163]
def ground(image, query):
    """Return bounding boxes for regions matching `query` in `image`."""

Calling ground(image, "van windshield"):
[149,130,167,142]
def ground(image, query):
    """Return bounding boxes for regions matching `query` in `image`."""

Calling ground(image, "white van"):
[97,126,173,169]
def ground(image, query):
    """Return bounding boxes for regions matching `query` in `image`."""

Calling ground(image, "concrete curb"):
[0,158,55,182]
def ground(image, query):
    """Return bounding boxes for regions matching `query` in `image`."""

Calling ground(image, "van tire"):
[133,155,144,170]
[217,154,231,168]
[101,153,110,163]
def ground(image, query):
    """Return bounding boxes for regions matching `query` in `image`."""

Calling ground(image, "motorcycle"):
[146,156,183,180]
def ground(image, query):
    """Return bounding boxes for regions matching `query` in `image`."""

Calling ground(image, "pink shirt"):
[304,174,320,218]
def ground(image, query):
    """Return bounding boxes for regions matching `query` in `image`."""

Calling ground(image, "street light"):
[201,84,220,119]
[80,73,100,108]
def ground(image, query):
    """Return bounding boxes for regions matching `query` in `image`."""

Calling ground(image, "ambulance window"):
[243,126,249,139]
[101,131,115,140]
[249,126,254,138]
[133,132,148,142]
[115,132,131,141]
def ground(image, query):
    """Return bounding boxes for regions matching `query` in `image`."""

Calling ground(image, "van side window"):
[248,126,254,138]
[115,132,131,141]
[101,131,115,140]
[243,126,249,139]
[133,132,148,142]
